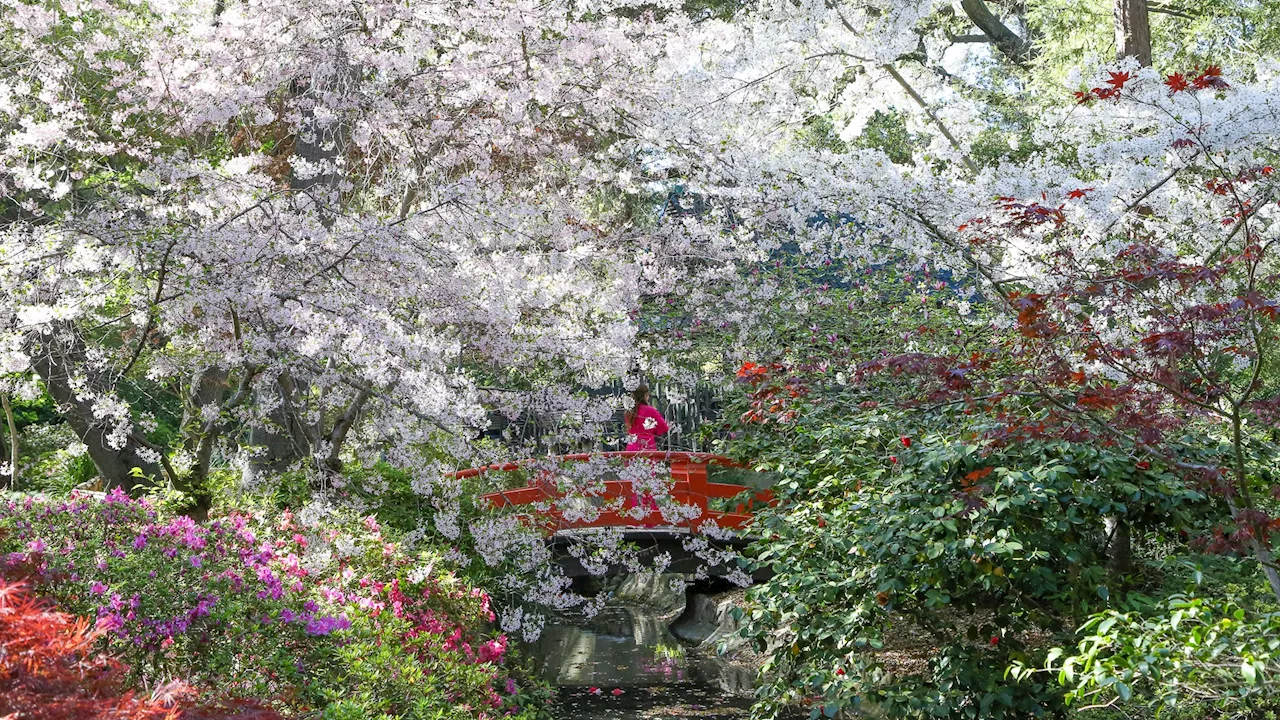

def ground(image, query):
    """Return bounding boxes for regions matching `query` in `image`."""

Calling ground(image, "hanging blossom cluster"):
[450,454,759,638]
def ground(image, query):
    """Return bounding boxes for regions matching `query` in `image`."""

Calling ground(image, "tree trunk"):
[243,55,357,483]
[1104,516,1133,575]
[27,325,162,494]
[1248,536,1280,603]
[1109,0,1151,575]
[177,365,230,513]
[0,393,14,488]
[1114,0,1152,66]
[1225,496,1280,603]
[324,382,371,472]
[0,420,7,488]
[245,386,311,483]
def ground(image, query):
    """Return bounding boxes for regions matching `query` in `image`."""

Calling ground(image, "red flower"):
[1136,461,1151,471]
[889,455,898,464]
[836,668,846,676]
[611,688,625,696]
[990,636,1000,645]
[900,436,912,448]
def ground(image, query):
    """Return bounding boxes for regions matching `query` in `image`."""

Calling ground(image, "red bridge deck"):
[456,451,774,532]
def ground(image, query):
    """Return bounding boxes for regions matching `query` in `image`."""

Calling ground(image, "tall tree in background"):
[1114,0,1153,64]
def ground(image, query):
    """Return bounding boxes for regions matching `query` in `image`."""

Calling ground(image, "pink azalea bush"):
[0,490,532,719]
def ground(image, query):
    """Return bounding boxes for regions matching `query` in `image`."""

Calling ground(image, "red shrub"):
[0,579,281,720]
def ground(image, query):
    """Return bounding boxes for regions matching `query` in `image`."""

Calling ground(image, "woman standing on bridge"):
[624,384,668,451]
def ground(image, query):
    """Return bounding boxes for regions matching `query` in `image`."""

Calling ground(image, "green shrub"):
[1014,593,1280,716]
[735,411,1202,720]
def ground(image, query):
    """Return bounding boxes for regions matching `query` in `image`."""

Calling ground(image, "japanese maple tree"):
[0,578,282,719]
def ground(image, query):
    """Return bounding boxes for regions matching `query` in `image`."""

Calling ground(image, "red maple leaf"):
[1066,188,1094,200]
[1192,65,1229,90]
[1106,71,1131,89]
[1164,73,1189,92]
[964,467,994,482]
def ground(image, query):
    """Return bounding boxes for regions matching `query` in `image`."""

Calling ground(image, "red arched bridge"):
[456,451,774,531]
[451,451,776,579]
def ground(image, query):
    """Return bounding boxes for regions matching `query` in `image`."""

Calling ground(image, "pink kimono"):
[625,404,669,450]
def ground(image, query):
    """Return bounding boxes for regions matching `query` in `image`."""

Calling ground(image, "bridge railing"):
[453,451,775,532]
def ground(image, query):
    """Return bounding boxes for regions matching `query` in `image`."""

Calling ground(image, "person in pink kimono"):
[624,384,668,451]
[623,384,668,523]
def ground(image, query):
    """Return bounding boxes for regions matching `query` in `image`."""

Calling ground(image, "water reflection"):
[532,604,757,720]
[550,685,755,720]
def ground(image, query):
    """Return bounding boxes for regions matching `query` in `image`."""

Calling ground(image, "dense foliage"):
[697,270,1280,719]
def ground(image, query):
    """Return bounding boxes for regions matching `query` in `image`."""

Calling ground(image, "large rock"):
[669,588,749,652]
[607,573,688,614]
[669,587,760,695]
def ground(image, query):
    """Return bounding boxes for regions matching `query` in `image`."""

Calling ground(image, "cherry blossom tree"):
[0,0,684,500]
